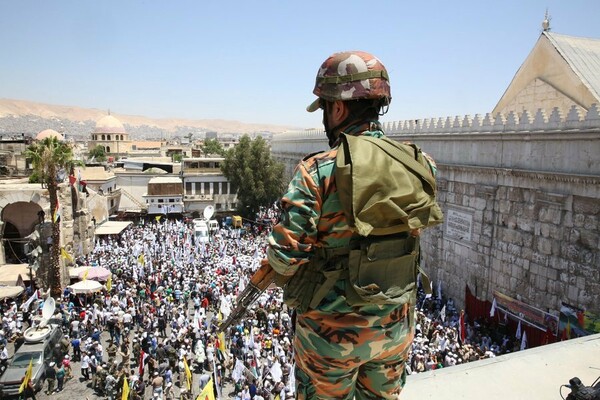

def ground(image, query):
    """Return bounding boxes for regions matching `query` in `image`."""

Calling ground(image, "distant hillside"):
[0,98,298,139]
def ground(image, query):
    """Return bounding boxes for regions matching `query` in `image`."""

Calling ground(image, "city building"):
[181,157,238,216]
[143,176,184,215]
[79,166,121,222]
[88,114,131,159]
[493,30,600,116]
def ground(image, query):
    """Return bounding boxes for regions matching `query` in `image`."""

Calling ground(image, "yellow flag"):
[218,332,226,353]
[82,268,90,281]
[18,359,33,393]
[155,215,161,222]
[217,311,222,321]
[106,274,112,292]
[122,377,130,400]
[198,377,215,400]
[138,254,145,266]
[60,247,74,262]
[183,356,192,390]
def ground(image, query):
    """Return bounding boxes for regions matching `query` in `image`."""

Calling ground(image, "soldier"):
[59,334,71,356]
[95,363,108,394]
[267,51,440,399]
[106,338,118,362]
[132,338,141,363]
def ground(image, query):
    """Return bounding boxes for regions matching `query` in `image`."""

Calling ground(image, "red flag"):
[459,310,466,343]
[139,350,148,376]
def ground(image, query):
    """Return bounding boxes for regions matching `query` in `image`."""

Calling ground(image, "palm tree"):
[26,136,79,297]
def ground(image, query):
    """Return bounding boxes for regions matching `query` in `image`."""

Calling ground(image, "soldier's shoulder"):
[301,148,337,169]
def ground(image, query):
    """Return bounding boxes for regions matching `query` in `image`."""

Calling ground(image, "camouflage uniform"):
[268,51,436,399]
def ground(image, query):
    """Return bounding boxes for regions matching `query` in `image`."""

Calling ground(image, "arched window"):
[120,135,124,140]
[102,134,106,140]
[106,146,111,152]
[107,135,111,140]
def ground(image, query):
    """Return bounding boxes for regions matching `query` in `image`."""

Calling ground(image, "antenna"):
[542,9,551,32]
[39,297,55,328]
[203,205,215,220]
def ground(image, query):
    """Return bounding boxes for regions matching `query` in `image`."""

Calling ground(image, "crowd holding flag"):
[18,358,33,394]
[490,297,497,317]
[197,377,216,400]
[105,274,112,292]
[121,376,130,400]
[139,350,148,376]
[183,356,192,390]
[520,331,528,350]
[60,246,74,262]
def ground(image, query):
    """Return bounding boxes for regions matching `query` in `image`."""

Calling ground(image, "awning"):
[94,221,133,236]
[0,264,34,286]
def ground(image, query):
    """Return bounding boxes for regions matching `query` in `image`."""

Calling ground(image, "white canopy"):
[94,221,133,236]
[68,280,104,294]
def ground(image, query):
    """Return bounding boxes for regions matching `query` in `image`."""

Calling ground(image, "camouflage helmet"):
[307,50,391,112]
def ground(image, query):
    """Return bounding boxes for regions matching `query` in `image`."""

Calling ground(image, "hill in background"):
[0,98,298,140]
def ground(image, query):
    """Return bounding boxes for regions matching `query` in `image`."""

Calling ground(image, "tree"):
[88,145,107,162]
[222,135,284,218]
[173,153,186,163]
[202,138,226,156]
[25,137,79,297]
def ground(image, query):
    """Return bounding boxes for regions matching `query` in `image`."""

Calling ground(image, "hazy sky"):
[1,1,600,129]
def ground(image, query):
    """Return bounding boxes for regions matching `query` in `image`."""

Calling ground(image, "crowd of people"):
[0,209,518,399]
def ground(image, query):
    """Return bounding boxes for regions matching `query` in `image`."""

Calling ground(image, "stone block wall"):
[420,166,600,316]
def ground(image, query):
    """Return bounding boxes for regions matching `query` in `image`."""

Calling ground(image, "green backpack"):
[334,133,443,306]
[335,133,443,236]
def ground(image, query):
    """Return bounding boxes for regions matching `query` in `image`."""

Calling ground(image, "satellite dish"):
[203,206,215,220]
[24,298,55,342]
[39,297,55,328]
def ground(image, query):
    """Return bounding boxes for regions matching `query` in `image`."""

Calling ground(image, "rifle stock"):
[218,259,276,332]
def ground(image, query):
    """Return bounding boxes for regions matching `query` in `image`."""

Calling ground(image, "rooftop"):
[402,333,600,400]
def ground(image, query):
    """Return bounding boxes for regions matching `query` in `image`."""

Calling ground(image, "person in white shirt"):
[81,352,91,380]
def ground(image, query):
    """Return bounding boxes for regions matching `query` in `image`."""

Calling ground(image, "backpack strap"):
[359,135,437,190]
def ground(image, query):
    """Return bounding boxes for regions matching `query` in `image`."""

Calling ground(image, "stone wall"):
[0,182,95,289]
[271,104,600,316]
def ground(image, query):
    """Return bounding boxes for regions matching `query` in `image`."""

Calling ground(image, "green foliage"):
[28,170,42,183]
[202,138,226,156]
[173,153,185,162]
[25,137,79,187]
[88,145,107,162]
[222,135,284,218]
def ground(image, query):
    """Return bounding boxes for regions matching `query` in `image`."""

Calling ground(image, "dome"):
[36,129,64,141]
[93,115,126,135]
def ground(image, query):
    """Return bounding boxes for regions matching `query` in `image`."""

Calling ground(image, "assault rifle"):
[218,259,277,333]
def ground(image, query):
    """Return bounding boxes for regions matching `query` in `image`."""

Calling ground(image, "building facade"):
[143,176,184,215]
[181,157,238,215]
[88,114,132,159]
